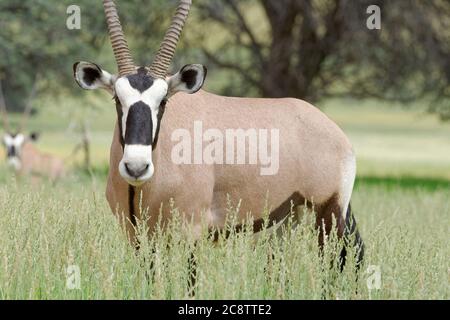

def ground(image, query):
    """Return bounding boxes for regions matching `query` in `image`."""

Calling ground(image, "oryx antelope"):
[73,0,364,266]
[0,81,65,181]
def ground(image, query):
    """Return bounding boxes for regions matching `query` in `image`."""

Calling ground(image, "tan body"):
[106,90,355,242]
[18,142,65,181]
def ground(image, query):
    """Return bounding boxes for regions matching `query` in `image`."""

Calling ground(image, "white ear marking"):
[73,61,115,95]
[167,64,206,97]
[4,135,13,145]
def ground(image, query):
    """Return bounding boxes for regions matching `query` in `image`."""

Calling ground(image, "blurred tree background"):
[193,0,450,119]
[0,0,174,110]
[0,0,448,118]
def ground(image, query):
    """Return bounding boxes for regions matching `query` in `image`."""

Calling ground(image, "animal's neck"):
[14,142,38,172]
[21,142,38,158]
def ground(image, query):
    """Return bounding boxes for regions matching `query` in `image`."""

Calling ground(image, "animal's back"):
[20,143,65,181]
[149,90,355,227]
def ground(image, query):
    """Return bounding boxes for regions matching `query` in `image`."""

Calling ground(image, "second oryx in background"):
[0,80,65,181]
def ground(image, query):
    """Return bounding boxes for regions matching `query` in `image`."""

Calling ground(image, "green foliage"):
[0,0,185,112]
[195,0,450,119]
[0,1,98,110]
[355,176,450,192]
[1,0,447,119]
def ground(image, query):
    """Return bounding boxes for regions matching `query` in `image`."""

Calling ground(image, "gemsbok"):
[0,81,65,181]
[73,0,364,267]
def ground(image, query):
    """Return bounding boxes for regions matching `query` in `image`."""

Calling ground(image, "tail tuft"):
[339,203,364,271]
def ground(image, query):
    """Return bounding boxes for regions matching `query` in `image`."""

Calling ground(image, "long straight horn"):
[148,0,192,79]
[0,80,11,132]
[19,77,38,132]
[103,0,135,76]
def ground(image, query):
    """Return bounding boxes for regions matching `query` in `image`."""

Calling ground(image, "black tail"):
[339,203,364,271]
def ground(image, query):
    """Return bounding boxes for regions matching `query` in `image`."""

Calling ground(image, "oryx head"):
[73,0,206,186]
[0,79,38,171]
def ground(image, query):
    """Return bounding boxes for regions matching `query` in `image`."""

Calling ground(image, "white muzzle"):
[118,144,154,186]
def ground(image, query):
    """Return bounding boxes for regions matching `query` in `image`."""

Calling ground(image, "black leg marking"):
[128,185,137,227]
[128,185,141,251]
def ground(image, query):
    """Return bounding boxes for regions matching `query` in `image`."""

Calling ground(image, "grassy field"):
[0,98,449,299]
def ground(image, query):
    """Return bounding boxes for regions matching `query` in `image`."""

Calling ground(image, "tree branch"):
[202,48,260,88]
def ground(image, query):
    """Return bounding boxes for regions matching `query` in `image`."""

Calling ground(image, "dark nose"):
[124,163,149,178]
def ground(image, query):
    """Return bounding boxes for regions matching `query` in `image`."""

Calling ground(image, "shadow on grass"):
[355,175,450,191]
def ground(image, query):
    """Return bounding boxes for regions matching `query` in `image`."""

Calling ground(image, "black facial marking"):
[125,101,153,145]
[127,67,154,93]
[152,99,167,150]
[181,68,198,90]
[82,67,101,86]
[7,146,16,158]
[115,97,125,147]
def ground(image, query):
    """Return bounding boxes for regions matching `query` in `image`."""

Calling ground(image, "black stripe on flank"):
[209,192,306,241]
[125,101,153,146]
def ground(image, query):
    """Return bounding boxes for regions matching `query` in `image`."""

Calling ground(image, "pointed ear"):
[73,61,116,95]
[29,132,39,142]
[167,64,207,97]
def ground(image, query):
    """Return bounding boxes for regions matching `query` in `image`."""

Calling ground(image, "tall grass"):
[0,170,448,299]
